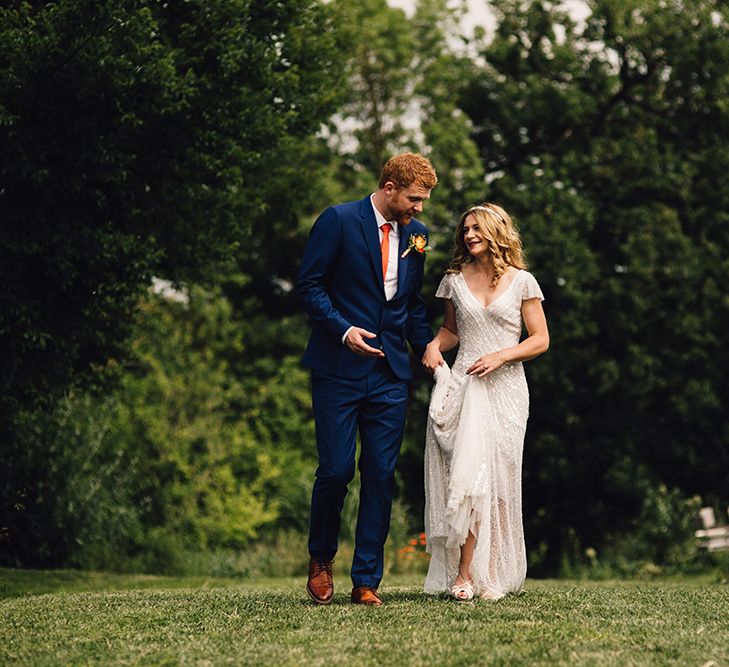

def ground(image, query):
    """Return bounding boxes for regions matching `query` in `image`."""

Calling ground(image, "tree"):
[0,0,342,415]
[0,0,344,562]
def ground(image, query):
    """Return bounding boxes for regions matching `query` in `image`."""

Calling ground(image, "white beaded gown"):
[424,269,544,599]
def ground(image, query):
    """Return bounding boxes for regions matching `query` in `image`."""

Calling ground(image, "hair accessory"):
[467,205,506,224]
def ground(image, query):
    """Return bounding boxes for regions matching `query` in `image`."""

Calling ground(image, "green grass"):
[0,567,246,599]
[1,568,727,666]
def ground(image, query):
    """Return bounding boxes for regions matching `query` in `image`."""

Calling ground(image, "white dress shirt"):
[341,195,399,345]
[371,194,399,300]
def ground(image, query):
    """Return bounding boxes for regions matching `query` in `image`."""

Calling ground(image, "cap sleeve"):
[435,273,453,299]
[521,271,545,302]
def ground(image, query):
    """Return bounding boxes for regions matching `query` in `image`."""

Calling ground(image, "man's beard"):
[393,209,412,226]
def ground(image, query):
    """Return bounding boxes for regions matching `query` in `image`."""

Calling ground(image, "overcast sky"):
[387,0,590,35]
[387,0,495,33]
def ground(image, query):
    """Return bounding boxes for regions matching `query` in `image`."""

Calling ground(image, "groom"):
[296,153,437,606]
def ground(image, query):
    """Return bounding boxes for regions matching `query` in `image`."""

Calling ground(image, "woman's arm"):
[422,299,459,373]
[466,298,549,376]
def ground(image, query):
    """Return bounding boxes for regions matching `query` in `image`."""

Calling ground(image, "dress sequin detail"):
[424,269,544,599]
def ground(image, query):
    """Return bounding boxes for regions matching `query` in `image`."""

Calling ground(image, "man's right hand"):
[345,327,385,358]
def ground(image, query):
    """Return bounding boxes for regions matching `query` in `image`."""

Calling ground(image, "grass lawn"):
[1,568,727,666]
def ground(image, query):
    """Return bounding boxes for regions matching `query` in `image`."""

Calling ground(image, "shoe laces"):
[313,560,333,575]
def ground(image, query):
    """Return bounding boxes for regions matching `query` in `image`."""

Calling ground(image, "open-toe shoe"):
[450,578,475,601]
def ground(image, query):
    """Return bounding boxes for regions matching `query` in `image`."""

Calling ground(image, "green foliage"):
[0,0,343,564]
[1,285,320,569]
[325,0,483,216]
[556,483,718,579]
[115,289,281,551]
[0,0,343,414]
[3,394,144,568]
[613,484,704,571]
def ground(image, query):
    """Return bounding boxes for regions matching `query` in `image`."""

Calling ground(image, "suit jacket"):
[296,196,433,380]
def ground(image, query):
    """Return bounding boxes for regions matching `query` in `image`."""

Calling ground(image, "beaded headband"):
[466,205,507,224]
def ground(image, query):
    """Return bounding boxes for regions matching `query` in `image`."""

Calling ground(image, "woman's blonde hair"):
[447,203,526,287]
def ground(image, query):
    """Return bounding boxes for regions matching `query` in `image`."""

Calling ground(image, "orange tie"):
[380,223,392,284]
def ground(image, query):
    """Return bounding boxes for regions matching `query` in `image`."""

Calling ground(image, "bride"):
[421,203,549,601]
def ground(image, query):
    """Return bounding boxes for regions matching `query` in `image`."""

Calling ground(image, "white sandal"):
[450,578,475,601]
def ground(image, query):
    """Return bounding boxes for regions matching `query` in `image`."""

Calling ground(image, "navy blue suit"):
[296,196,432,588]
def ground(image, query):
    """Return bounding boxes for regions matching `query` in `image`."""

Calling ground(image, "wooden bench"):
[695,507,729,551]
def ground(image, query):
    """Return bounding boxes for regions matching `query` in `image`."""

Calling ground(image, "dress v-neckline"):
[458,269,521,311]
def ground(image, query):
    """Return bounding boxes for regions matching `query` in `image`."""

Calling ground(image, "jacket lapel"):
[359,197,383,288]
[396,224,410,296]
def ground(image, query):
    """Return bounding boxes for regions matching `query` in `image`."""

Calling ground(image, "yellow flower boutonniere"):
[401,233,431,258]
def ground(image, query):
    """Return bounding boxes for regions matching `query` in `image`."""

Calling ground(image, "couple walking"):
[296,153,549,605]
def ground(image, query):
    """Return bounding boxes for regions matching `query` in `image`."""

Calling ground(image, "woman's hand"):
[466,350,508,377]
[422,340,445,375]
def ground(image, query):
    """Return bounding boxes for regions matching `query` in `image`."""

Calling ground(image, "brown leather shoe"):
[351,585,382,606]
[306,558,334,605]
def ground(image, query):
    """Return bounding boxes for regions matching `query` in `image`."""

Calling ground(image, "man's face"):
[384,182,431,226]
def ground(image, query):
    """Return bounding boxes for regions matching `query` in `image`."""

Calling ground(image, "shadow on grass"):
[292,589,454,607]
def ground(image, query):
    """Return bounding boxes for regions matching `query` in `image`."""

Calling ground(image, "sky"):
[387,0,496,33]
[387,0,590,34]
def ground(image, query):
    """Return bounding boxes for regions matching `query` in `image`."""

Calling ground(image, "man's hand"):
[345,327,385,358]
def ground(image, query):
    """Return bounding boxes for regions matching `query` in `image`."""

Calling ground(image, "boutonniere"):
[401,233,431,258]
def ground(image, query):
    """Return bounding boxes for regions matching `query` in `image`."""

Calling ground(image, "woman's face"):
[463,214,487,258]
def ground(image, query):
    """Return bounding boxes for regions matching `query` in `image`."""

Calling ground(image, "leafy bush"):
[1,287,315,570]
[557,483,712,579]
[2,394,144,568]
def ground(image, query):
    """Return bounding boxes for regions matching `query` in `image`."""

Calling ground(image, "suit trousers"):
[308,358,408,589]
